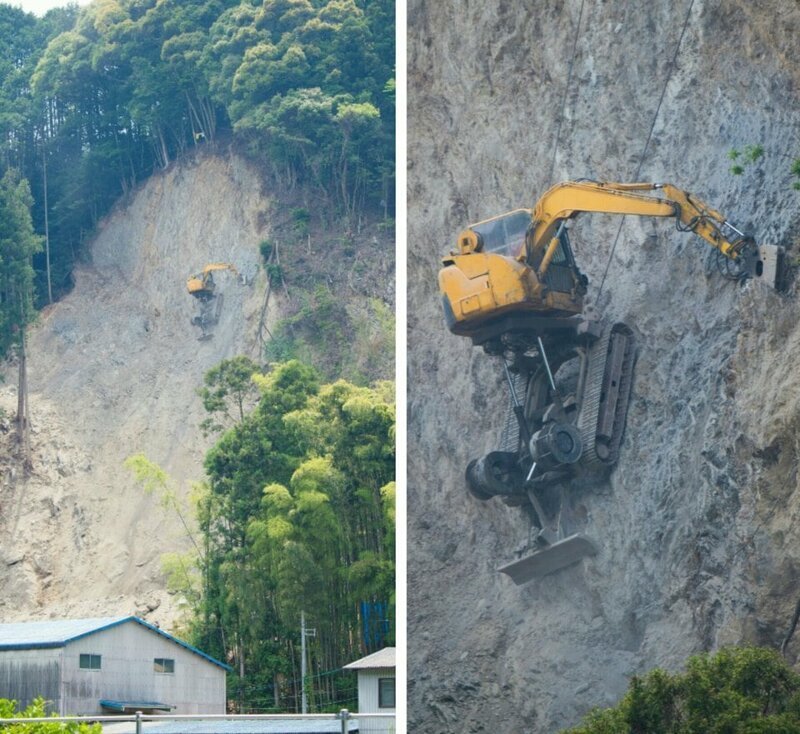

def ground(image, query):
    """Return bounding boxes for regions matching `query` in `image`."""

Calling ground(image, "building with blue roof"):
[0,616,230,716]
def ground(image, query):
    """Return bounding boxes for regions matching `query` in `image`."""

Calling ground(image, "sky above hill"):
[9,0,89,16]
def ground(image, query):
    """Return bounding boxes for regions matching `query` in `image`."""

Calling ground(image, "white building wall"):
[0,648,63,713]
[60,621,225,715]
[356,668,395,734]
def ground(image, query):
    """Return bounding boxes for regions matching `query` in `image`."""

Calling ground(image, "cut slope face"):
[408,1,800,731]
[0,151,273,624]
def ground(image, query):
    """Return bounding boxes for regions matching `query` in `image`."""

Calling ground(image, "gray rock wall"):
[408,1,800,731]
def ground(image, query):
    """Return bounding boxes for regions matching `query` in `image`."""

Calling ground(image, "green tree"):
[198,355,261,435]
[0,170,41,358]
[564,647,800,734]
[194,359,394,712]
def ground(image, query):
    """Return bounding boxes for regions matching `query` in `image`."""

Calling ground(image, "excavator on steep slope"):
[187,263,240,340]
[439,180,785,584]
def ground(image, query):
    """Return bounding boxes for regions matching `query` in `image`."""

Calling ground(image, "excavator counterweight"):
[441,180,785,583]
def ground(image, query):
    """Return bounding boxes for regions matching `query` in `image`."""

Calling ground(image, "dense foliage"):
[564,647,800,734]
[0,0,394,304]
[135,358,395,712]
[0,170,41,359]
[0,697,100,732]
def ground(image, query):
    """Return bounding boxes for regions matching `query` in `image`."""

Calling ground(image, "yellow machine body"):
[187,262,239,300]
[439,252,582,335]
[187,276,208,297]
[439,181,775,337]
[443,181,783,582]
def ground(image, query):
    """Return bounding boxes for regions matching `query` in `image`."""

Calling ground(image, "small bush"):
[728,144,764,176]
[0,697,101,732]
[563,646,800,734]
[291,208,311,237]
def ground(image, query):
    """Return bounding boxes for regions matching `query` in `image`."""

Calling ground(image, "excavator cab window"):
[550,231,571,265]
[526,220,576,268]
[470,209,532,258]
[535,223,580,293]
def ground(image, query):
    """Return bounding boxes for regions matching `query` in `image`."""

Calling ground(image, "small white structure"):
[343,647,395,734]
[0,616,229,715]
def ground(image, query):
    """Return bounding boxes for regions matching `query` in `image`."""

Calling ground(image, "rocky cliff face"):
[408,1,800,731]
[0,148,392,629]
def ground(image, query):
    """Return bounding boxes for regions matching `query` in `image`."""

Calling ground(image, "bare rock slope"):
[408,1,800,731]
[0,151,277,625]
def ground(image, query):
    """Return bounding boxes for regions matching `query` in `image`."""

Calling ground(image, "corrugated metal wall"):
[0,621,225,716]
[61,621,226,715]
[0,648,62,713]
[357,668,395,734]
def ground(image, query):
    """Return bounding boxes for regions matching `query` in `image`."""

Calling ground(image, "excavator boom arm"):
[201,262,239,277]
[457,181,755,266]
[529,181,753,263]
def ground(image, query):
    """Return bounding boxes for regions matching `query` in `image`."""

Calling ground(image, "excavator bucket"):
[498,534,597,584]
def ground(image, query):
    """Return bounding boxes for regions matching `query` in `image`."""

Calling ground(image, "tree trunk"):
[16,317,31,473]
[42,146,53,304]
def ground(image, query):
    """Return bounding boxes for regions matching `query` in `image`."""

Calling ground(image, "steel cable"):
[596,0,697,302]
[545,0,587,190]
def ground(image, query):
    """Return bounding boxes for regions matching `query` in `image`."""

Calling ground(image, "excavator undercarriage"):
[465,313,636,580]
[190,292,225,340]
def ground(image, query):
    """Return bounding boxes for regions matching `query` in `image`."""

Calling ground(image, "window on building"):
[79,654,101,670]
[378,677,395,708]
[154,658,175,674]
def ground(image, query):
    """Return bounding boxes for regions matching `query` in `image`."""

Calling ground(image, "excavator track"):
[577,322,635,469]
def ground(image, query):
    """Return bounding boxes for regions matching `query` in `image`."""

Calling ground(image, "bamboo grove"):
[0,0,395,305]
[130,358,395,712]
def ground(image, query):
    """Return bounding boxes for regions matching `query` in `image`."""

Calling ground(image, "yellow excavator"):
[187,263,240,339]
[439,181,785,583]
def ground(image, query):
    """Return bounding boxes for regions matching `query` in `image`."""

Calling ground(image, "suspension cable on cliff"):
[596,0,696,302]
[545,0,586,190]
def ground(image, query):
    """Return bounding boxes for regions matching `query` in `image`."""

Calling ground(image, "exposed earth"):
[408,1,800,731]
[0,147,393,631]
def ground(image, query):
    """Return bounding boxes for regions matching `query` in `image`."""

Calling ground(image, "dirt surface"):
[408,1,800,731]
[0,151,271,626]
[0,148,393,630]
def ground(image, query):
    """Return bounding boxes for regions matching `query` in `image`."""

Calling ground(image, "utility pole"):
[300,611,316,714]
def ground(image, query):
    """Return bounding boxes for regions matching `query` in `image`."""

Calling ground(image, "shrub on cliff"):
[564,647,800,734]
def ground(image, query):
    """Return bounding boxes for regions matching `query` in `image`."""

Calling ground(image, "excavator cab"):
[527,220,587,296]
[461,209,531,257]
[187,272,215,300]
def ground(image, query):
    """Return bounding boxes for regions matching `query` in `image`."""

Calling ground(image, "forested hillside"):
[0,0,394,306]
[0,0,394,716]
[170,358,394,711]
